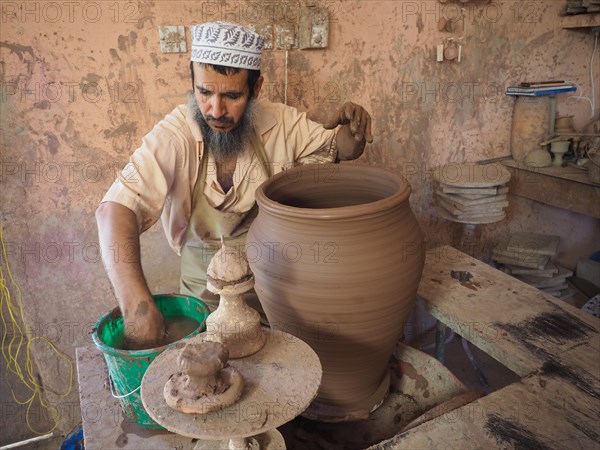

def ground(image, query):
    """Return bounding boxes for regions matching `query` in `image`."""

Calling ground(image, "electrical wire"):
[284,48,289,106]
[567,29,599,118]
[0,225,73,434]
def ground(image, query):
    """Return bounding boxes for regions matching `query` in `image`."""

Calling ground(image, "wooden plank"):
[371,374,600,449]
[502,260,558,277]
[502,160,600,219]
[507,232,560,256]
[561,12,600,29]
[373,246,600,449]
[76,347,192,449]
[493,237,550,269]
[516,266,573,288]
[493,236,550,263]
[417,246,600,378]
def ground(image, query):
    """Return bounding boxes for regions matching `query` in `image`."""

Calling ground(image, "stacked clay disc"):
[433,163,511,224]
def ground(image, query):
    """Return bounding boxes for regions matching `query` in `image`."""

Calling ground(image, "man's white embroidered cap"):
[190,21,264,70]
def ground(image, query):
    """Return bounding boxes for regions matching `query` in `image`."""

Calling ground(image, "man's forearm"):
[96,201,165,347]
[95,202,152,313]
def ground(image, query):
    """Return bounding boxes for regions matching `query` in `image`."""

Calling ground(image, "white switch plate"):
[158,26,186,53]
[299,5,329,49]
[436,44,444,62]
[275,25,297,49]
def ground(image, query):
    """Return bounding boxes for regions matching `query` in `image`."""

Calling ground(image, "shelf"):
[561,12,600,29]
[501,159,600,218]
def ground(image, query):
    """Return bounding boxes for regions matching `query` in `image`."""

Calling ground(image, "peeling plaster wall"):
[1,0,598,434]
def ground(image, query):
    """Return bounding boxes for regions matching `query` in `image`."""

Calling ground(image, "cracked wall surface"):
[1,0,598,436]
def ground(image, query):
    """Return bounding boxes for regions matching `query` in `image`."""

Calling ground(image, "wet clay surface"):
[163,342,244,414]
[141,330,322,440]
[247,164,425,421]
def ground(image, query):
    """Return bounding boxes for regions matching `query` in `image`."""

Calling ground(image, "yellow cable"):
[0,225,74,434]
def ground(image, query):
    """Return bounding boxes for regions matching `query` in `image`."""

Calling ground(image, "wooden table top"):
[77,245,599,449]
[372,245,600,449]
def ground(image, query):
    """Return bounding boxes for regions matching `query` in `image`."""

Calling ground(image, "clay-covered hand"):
[323,102,373,143]
[123,298,165,350]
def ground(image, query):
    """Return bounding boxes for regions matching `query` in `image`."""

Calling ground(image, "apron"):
[180,133,271,318]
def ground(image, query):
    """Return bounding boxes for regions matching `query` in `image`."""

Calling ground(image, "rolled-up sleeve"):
[101,128,180,233]
[280,106,338,165]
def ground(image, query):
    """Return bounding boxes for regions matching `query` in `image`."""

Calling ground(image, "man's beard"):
[188,92,256,162]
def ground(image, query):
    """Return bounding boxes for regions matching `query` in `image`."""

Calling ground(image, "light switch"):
[158,26,186,53]
[299,5,329,49]
[436,44,444,62]
[275,25,297,49]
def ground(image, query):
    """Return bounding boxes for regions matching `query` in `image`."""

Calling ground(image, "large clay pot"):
[246,164,425,422]
[510,96,551,162]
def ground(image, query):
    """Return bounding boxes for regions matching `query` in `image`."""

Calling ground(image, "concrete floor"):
[0,345,66,450]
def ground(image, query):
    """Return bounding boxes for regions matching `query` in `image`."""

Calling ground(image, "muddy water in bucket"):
[92,294,210,428]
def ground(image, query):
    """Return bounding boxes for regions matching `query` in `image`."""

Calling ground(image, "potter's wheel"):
[141,329,322,445]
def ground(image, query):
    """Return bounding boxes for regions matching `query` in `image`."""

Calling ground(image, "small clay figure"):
[164,341,244,414]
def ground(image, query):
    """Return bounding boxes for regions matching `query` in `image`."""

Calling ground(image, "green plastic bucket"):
[92,293,210,428]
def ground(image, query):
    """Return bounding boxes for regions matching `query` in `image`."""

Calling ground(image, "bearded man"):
[96,21,373,348]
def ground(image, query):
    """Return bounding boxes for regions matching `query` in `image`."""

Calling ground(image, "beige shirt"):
[102,99,338,255]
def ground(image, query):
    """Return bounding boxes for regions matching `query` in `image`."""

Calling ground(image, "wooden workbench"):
[77,245,599,449]
[372,245,600,449]
[502,159,600,219]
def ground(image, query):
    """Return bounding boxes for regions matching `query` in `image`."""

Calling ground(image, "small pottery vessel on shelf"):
[524,149,552,168]
[510,96,551,162]
[554,115,575,134]
[550,140,570,166]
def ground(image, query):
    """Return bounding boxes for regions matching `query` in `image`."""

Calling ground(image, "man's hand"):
[323,102,373,143]
[123,298,165,350]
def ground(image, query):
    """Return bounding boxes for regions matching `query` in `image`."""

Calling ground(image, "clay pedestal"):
[204,245,266,358]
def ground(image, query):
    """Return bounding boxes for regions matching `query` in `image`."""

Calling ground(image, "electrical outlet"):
[158,26,186,53]
[436,44,444,62]
[275,25,297,49]
[299,5,329,49]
